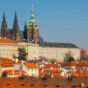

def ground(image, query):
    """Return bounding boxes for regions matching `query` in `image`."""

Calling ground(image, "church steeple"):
[13,12,19,28]
[29,5,38,26]
[12,12,22,42]
[14,12,18,23]
[3,12,6,22]
[23,20,27,40]
[1,12,8,38]
[26,5,39,43]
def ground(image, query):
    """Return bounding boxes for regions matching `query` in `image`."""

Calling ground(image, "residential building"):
[23,62,39,77]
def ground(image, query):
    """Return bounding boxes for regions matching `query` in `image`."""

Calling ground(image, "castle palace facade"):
[0,6,81,61]
[0,6,43,43]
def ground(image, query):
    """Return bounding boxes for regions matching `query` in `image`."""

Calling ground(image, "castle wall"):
[0,40,80,61]
[28,44,39,60]
[39,46,80,61]
[18,43,39,60]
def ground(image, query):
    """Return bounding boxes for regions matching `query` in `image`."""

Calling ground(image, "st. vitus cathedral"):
[0,6,43,43]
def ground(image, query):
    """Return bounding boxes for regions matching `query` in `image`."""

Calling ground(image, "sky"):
[0,0,88,52]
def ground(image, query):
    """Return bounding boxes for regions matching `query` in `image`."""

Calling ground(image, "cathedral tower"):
[26,5,39,42]
[12,12,22,42]
[1,13,8,38]
[23,20,27,41]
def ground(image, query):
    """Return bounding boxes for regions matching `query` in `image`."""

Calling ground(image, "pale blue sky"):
[0,0,88,52]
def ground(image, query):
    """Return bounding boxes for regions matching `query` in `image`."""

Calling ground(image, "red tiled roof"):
[80,48,85,53]
[0,58,14,68]
[44,64,58,69]
[59,61,88,66]
[24,62,38,69]
[0,38,18,43]
[0,77,88,88]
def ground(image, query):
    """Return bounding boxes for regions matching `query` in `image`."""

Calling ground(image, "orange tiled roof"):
[24,62,37,69]
[44,64,58,69]
[59,61,88,66]
[0,38,18,43]
[80,48,85,53]
[16,61,22,64]
[0,77,88,88]
[0,58,14,68]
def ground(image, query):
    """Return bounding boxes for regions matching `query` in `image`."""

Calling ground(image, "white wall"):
[23,65,39,77]
[39,46,80,61]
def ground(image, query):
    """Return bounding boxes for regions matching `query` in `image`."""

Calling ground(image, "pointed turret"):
[12,12,22,42]
[27,5,39,43]
[14,12,18,23]
[23,20,27,40]
[3,12,6,22]
[1,12,8,38]
[13,12,19,30]
[29,5,38,26]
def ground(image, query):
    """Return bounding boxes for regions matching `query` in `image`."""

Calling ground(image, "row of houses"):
[0,58,88,78]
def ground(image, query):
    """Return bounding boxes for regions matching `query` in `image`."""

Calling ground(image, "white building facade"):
[39,42,80,61]
[23,63,39,77]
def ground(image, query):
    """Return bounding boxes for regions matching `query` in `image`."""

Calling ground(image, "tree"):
[68,57,75,62]
[80,49,88,61]
[2,71,7,77]
[18,48,28,61]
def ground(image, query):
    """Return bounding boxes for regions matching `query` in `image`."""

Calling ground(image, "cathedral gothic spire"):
[1,12,8,38]
[26,5,39,43]
[23,20,27,40]
[12,12,22,42]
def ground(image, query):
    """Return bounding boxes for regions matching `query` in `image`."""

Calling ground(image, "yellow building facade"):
[0,38,39,60]
[0,38,18,59]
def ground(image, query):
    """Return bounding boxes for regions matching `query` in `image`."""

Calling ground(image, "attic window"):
[6,83,11,86]
[21,84,24,86]
[56,85,60,87]
[72,85,76,88]
[19,75,26,80]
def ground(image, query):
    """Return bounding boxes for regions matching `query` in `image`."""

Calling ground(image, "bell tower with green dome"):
[27,5,39,42]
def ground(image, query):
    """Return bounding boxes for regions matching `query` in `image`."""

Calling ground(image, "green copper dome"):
[29,5,38,26]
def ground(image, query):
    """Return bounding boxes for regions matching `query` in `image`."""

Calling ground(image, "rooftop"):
[0,38,18,43]
[24,62,38,69]
[39,42,79,48]
[0,77,88,88]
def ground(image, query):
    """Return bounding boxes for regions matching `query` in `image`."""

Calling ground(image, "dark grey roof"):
[39,42,79,48]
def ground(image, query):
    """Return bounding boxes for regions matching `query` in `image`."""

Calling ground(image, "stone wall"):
[39,46,80,61]
[18,43,39,60]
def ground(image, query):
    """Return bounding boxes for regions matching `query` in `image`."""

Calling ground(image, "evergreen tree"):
[2,71,7,77]
[18,48,28,61]
[64,52,75,62]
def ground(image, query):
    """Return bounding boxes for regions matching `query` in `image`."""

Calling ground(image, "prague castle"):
[0,6,43,43]
[0,6,80,61]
